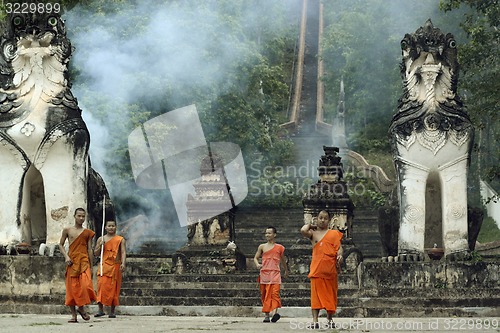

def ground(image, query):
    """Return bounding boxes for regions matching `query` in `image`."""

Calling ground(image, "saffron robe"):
[259,244,284,313]
[97,235,124,306]
[307,230,343,314]
[65,229,96,307]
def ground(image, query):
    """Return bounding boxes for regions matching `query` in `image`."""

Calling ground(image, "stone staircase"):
[234,206,381,262]
[351,209,382,258]
[4,209,496,319]
[1,254,500,317]
[118,256,500,317]
[111,206,384,315]
[234,207,304,259]
[121,256,361,310]
[124,257,306,307]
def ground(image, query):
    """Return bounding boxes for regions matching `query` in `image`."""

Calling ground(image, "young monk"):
[94,220,126,318]
[300,210,343,329]
[59,207,96,323]
[253,226,289,323]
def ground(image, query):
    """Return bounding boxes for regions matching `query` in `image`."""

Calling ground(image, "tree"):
[441,0,499,192]
[61,0,297,218]
[320,0,467,153]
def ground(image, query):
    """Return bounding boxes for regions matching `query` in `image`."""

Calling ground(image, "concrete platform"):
[1,313,499,333]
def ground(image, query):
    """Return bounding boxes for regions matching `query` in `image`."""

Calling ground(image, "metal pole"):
[100,195,105,276]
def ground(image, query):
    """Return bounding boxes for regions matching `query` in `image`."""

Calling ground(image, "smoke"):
[62,0,301,252]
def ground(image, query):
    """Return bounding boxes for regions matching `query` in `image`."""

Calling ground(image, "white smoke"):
[62,0,301,252]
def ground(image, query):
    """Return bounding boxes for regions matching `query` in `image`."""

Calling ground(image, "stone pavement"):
[1,313,499,333]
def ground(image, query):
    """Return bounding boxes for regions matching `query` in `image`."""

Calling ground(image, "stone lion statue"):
[0,10,113,254]
[389,20,474,260]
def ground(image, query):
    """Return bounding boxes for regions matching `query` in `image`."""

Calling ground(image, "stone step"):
[0,294,66,303]
[235,230,302,237]
[235,240,298,248]
[120,288,313,298]
[347,296,500,308]
[5,294,497,310]
[235,221,378,230]
[121,277,500,301]
[121,281,310,290]
[119,284,363,295]
[1,304,497,318]
[120,296,282,307]
[235,222,301,227]
[2,291,499,308]
[233,207,382,259]
[350,306,500,318]
[121,279,360,291]
[374,287,500,299]
[122,273,357,284]
[353,225,379,231]
[119,295,461,308]
[126,257,174,275]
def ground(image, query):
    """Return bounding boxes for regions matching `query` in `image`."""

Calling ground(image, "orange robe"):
[259,244,284,313]
[65,229,96,307]
[97,235,124,306]
[307,230,343,314]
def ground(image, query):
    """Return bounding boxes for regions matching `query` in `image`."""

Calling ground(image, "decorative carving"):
[177,150,245,274]
[404,205,424,223]
[448,204,466,220]
[302,146,355,242]
[345,150,395,193]
[20,122,35,136]
[390,19,473,155]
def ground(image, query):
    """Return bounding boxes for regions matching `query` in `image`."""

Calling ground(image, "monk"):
[253,226,289,323]
[300,210,343,328]
[94,220,126,318]
[59,207,96,323]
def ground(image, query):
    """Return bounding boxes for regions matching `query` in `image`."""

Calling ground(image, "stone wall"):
[362,260,500,289]
[2,255,498,298]
[0,256,65,295]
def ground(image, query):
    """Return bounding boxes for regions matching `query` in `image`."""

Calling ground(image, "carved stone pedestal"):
[174,151,246,274]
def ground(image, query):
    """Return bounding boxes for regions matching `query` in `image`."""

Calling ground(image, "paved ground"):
[1,314,499,333]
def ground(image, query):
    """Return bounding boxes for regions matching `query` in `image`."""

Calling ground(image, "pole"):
[100,195,105,276]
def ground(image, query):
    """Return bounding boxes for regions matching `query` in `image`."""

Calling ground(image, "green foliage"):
[3,0,496,219]
[61,0,297,219]
[344,174,387,208]
[157,262,172,274]
[244,161,307,208]
[320,0,497,200]
[342,151,395,207]
[244,177,302,208]
[320,0,413,153]
[434,281,448,289]
[440,0,500,192]
[477,216,500,244]
[469,250,483,263]
[320,0,469,157]
[358,152,397,181]
[348,135,391,155]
